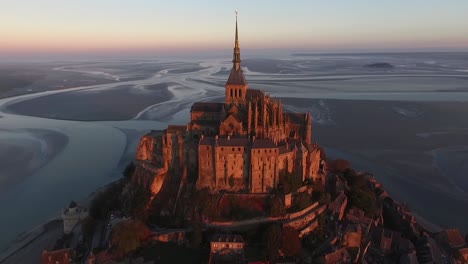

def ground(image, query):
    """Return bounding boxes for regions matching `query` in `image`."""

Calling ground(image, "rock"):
[364,62,395,69]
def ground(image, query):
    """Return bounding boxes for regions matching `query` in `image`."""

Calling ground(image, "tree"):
[123,162,136,179]
[122,181,151,221]
[110,220,150,258]
[282,227,301,257]
[270,196,286,217]
[190,223,203,248]
[348,189,377,216]
[90,180,125,220]
[81,216,97,244]
[193,188,220,220]
[295,192,312,211]
[263,224,282,260]
[327,159,351,173]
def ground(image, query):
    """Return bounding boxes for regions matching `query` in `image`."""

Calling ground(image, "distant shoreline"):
[291,51,468,56]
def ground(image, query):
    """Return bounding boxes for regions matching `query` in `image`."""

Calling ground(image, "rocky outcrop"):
[136,134,158,161]
[364,62,394,69]
[133,162,167,196]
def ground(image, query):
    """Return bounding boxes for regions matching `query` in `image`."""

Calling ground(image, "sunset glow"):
[1,0,468,58]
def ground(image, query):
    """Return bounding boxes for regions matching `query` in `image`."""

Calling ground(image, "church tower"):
[225,13,248,106]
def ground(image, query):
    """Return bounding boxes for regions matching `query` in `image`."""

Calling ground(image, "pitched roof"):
[199,137,249,147]
[223,113,241,123]
[40,248,72,264]
[166,125,186,134]
[252,139,277,149]
[442,229,465,248]
[199,137,215,146]
[217,137,249,147]
[226,67,247,86]
[246,89,264,99]
[191,102,224,112]
[324,247,351,264]
[189,120,220,127]
[286,112,306,124]
[211,234,244,243]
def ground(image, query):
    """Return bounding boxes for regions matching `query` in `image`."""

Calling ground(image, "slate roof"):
[211,234,244,243]
[442,229,465,248]
[191,102,224,112]
[199,137,249,147]
[189,120,220,127]
[324,247,351,264]
[286,112,306,124]
[40,248,72,264]
[252,139,277,149]
[199,137,216,146]
[166,125,186,133]
[226,67,247,86]
[246,89,264,99]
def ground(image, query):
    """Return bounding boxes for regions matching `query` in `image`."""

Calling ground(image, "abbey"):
[136,17,324,194]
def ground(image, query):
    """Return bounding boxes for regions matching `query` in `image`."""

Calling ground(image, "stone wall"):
[284,204,327,230]
[250,148,279,193]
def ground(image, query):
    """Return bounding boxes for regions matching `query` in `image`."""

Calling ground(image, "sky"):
[1,0,468,59]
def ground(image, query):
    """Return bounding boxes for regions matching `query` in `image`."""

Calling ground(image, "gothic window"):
[230,89,233,97]
[239,89,242,97]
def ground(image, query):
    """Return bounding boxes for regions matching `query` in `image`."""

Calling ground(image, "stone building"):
[209,234,244,264]
[135,17,324,194]
[40,248,75,264]
[61,201,88,234]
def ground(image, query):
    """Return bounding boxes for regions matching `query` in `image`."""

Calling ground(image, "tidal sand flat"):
[0,129,68,194]
[282,98,468,232]
[0,62,122,99]
[5,83,173,121]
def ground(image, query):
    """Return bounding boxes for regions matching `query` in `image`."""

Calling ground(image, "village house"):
[40,248,75,264]
[209,234,245,264]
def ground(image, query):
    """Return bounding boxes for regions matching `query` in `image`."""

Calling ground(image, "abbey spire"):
[233,11,241,71]
[225,12,248,105]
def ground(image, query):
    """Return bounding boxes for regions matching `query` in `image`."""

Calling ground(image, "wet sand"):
[6,83,173,121]
[282,98,468,232]
[0,129,68,194]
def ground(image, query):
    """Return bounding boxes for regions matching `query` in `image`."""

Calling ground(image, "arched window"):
[230,89,233,97]
[239,89,242,97]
